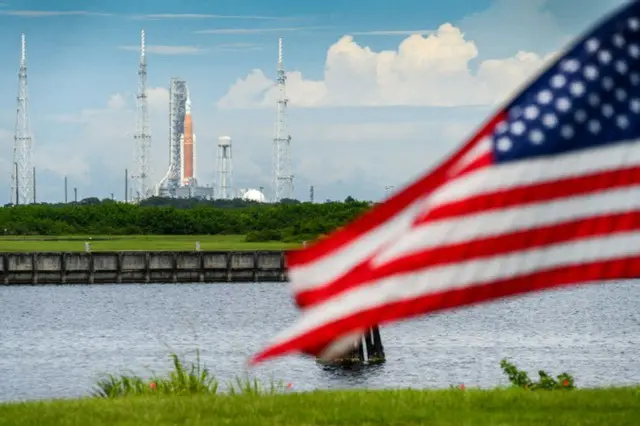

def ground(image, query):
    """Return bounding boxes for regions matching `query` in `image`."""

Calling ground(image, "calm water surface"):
[0,281,639,402]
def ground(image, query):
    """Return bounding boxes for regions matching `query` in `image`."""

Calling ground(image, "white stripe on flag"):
[429,141,638,207]
[316,329,365,362]
[447,137,492,176]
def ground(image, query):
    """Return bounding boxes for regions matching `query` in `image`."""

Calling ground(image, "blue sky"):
[0,0,629,203]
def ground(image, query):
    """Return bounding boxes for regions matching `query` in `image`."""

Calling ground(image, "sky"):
[0,0,630,203]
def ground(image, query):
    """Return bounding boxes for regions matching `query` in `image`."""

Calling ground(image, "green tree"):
[0,197,371,242]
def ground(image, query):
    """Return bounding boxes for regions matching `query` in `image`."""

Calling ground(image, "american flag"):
[251,1,640,364]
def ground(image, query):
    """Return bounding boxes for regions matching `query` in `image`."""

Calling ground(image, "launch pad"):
[158,184,213,200]
[119,32,290,203]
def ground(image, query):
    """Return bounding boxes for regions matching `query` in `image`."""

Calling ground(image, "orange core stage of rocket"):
[182,96,194,183]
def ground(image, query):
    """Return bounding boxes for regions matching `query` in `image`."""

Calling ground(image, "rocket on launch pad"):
[180,94,196,185]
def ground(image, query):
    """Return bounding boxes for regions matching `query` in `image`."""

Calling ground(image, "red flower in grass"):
[149,382,157,390]
[562,379,569,387]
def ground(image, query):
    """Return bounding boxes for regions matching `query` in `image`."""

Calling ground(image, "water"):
[0,281,638,402]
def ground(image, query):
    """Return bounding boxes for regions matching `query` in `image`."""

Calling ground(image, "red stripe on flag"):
[252,255,640,364]
[295,210,640,308]
[420,165,640,223]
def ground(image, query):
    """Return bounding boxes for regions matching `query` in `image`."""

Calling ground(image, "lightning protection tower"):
[217,136,233,200]
[132,29,151,201]
[11,33,34,205]
[272,37,293,202]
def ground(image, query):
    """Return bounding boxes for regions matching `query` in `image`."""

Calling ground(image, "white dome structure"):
[241,188,266,203]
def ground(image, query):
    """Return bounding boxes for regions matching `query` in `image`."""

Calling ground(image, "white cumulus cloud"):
[217,23,554,109]
[107,93,126,109]
[147,87,170,110]
[41,88,170,185]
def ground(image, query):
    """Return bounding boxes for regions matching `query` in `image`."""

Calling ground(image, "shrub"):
[92,350,285,398]
[500,359,576,390]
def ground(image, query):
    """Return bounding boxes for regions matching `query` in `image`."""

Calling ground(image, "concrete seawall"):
[0,251,287,285]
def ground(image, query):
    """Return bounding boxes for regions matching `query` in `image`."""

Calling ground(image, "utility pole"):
[64,176,68,203]
[32,166,36,203]
[125,168,129,203]
[309,185,314,203]
[74,187,77,203]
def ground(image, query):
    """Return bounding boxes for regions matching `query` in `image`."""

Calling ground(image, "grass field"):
[0,235,300,252]
[1,352,636,425]
[0,388,638,425]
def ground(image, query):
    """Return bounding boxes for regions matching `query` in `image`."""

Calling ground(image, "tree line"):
[0,197,373,242]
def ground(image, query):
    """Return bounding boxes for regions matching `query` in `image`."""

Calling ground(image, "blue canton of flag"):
[493,2,640,163]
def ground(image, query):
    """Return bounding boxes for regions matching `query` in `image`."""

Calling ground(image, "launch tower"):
[11,33,34,205]
[158,78,188,195]
[217,136,233,199]
[272,37,293,202]
[157,79,211,199]
[132,29,152,202]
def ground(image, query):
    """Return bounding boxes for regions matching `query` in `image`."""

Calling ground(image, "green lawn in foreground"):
[0,235,300,252]
[0,388,638,426]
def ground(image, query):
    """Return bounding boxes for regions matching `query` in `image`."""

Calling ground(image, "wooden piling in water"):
[318,325,385,366]
[365,328,375,357]
[368,325,386,364]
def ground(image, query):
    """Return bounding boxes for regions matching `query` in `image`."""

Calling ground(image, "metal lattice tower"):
[132,29,152,202]
[272,37,293,202]
[11,33,34,205]
[158,78,188,195]
[217,136,233,199]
